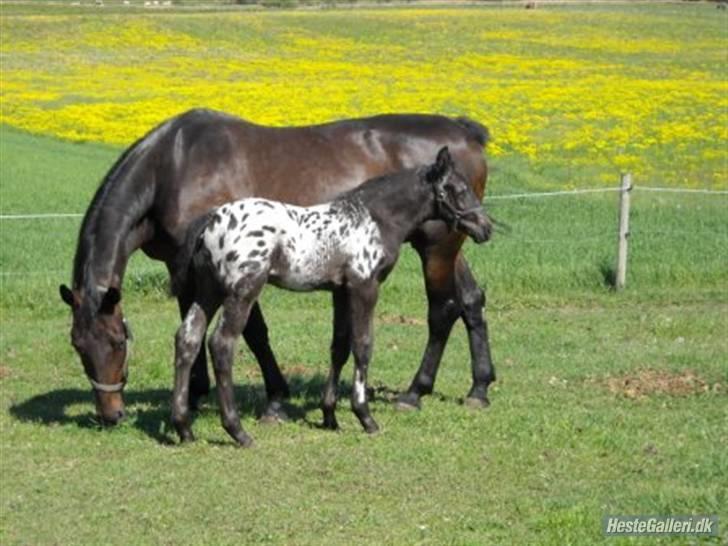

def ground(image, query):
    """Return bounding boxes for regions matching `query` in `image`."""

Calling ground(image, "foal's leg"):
[172,302,211,443]
[349,282,380,434]
[208,289,262,447]
[175,289,211,411]
[455,256,496,407]
[180,285,289,416]
[321,287,351,430]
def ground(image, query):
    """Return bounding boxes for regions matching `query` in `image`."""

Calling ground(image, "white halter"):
[88,319,132,394]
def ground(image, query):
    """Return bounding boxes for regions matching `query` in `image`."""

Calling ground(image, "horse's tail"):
[455,117,490,147]
[170,212,214,297]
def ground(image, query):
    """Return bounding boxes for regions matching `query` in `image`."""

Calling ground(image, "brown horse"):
[59,109,496,425]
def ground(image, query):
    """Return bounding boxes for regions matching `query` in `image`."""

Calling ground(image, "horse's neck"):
[75,182,155,293]
[356,178,434,245]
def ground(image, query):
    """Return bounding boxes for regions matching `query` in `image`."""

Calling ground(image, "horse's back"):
[149,109,488,246]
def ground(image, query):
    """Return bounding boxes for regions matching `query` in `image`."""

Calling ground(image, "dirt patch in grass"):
[0,366,11,380]
[378,314,425,326]
[602,369,722,399]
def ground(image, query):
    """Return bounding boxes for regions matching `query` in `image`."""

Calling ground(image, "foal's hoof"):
[394,392,421,411]
[464,396,490,409]
[259,400,288,425]
[363,420,380,435]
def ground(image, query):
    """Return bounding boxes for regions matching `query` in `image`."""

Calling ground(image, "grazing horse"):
[171,147,490,445]
[58,108,496,426]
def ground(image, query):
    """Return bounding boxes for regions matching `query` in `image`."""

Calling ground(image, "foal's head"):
[426,147,492,243]
[60,284,130,425]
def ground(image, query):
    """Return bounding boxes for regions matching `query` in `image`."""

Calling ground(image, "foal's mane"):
[333,166,426,208]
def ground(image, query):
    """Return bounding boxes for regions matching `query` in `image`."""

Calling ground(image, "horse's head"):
[426,146,492,243]
[59,284,130,425]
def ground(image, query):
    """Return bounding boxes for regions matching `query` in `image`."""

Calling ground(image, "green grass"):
[1,3,728,544]
[1,126,726,544]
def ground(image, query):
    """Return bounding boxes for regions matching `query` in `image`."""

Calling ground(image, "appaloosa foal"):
[171,147,491,446]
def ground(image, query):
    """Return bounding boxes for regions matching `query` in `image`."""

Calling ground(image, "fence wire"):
[1,185,726,279]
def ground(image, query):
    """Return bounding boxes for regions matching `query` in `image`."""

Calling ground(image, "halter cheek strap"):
[88,319,132,394]
[434,189,483,232]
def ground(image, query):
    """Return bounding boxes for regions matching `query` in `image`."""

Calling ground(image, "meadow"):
[1,3,726,545]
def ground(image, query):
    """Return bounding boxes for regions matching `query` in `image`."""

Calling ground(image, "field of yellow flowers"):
[1,3,726,188]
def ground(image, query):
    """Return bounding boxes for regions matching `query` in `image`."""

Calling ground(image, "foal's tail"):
[170,213,214,297]
[455,117,490,147]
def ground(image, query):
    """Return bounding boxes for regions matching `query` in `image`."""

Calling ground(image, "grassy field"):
[1,3,727,545]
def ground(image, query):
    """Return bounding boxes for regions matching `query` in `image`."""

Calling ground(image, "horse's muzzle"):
[94,391,126,426]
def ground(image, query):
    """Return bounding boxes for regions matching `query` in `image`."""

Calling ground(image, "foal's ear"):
[99,287,121,315]
[59,284,75,308]
[426,146,453,184]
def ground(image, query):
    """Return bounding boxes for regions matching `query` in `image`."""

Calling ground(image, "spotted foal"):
[170,146,491,446]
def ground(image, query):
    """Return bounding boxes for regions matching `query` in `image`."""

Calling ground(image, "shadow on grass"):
[599,258,617,289]
[8,373,381,445]
[8,375,467,445]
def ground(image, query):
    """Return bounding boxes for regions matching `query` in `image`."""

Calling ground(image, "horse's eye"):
[110,337,126,351]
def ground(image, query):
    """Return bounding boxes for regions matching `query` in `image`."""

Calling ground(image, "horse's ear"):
[99,287,121,315]
[59,284,75,308]
[426,146,453,184]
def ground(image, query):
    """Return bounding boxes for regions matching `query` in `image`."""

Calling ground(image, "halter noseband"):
[434,186,483,232]
[88,319,133,394]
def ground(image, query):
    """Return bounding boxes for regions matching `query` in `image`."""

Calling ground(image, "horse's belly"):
[269,238,343,291]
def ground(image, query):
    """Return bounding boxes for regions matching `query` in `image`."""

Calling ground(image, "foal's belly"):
[269,232,345,291]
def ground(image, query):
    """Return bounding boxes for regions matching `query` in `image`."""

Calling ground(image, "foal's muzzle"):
[455,208,492,244]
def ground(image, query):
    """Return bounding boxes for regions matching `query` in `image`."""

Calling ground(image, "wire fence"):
[1,183,727,281]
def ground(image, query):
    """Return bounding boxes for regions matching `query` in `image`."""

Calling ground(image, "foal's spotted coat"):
[206,199,385,293]
[171,147,491,446]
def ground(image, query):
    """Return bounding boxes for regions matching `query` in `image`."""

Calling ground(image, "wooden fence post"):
[615,172,632,290]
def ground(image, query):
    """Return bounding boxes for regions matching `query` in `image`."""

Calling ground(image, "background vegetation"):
[0,3,726,544]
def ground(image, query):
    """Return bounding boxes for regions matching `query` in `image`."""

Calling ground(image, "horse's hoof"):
[179,431,195,444]
[235,434,254,448]
[258,414,283,425]
[188,394,208,412]
[464,396,490,409]
[394,392,421,411]
[259,401,288,425]
[322,411,339,430]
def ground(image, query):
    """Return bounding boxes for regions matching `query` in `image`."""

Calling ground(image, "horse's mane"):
[72,116,176,297]
[454,117,490,147]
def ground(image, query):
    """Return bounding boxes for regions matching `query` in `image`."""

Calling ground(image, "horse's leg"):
[397,243,496,409]
[243,303,291,423]
[321,287,351,430]
[455,256,496,407]
[349,282,379,434]
[171,302,209,443]
[396,242,461,410]
[208,290,261,447]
